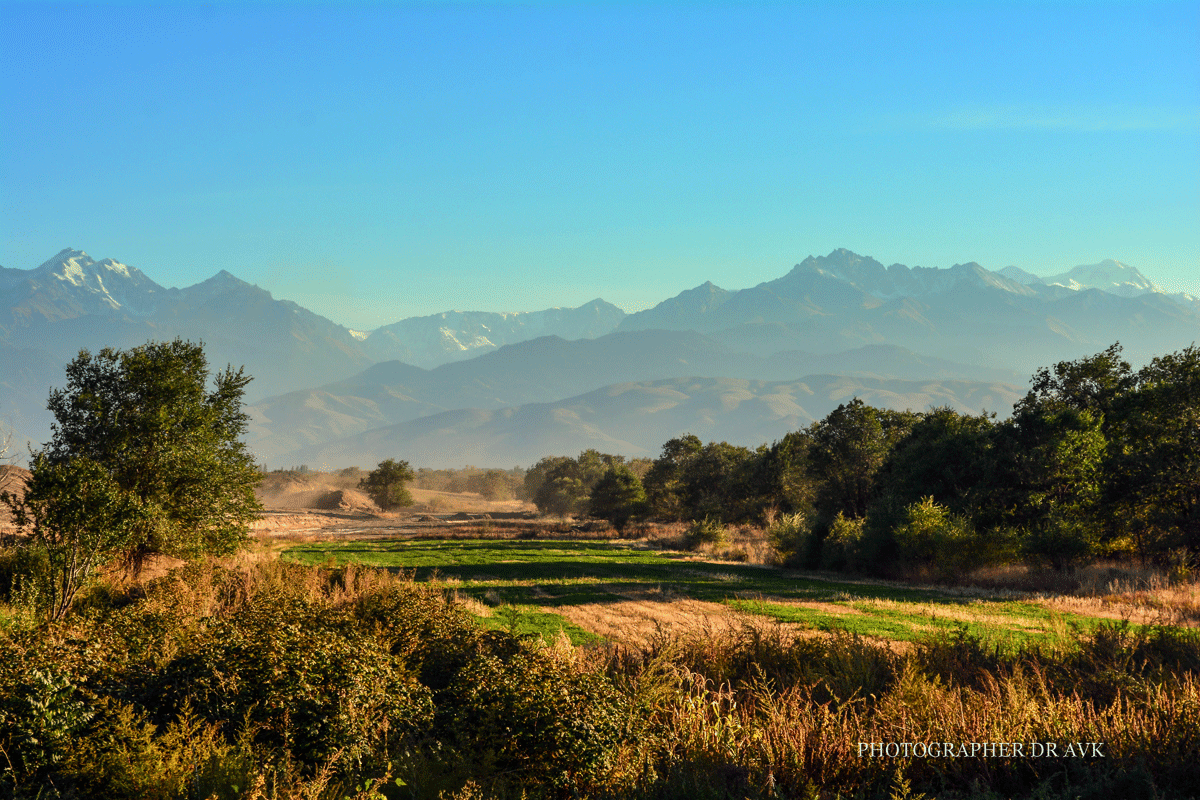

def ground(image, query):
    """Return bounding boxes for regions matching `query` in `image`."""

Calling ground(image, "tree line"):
[530,343,1200,574]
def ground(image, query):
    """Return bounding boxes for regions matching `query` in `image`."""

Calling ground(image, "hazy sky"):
[3,1,1198,329]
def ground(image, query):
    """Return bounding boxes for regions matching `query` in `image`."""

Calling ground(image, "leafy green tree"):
[808,400,917,525]
[871,407,997,517]
[528,450,625,517]
[24,340,261,574]
[576,448,623,490]
[587,465,648,531]
[476,469,516,501]
[1109,345,1200,557]
[988,406,1108,569]
[523,456,574,504]
[359,458,416,510]
[5,455,138,619]
[643,434,703,520]
[1014,342,1134,421]
[761,429,818,517]
[863,407,998,567]
[680,441,756,522]
[535,469,587,518]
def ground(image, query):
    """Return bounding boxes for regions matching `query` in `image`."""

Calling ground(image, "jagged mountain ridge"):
[1,249,372,400]
[619,248,1199,373]
[4,245,1196,467]
[360,299,627,368]
[0,249,628,447]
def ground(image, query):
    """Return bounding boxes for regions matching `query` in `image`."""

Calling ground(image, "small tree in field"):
[8,455,138,619]
[360,459,415,510]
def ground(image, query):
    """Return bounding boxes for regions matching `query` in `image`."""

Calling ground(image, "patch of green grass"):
[474,604,603,646]
[726,598,922,641]
[729,596,1112,649]
[284,539,952,603]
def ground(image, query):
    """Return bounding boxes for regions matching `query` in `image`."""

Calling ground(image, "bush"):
[685,516,728,550]
[436,646,623,793]
[766,512,810,565]
[0,546,48,607]
[61,701,256,800]
[1021,511,1100,572]
[894,497,993,579]
[820,512,866,572]
[151,592,433,772]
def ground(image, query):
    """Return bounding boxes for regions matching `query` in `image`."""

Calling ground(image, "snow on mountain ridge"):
[795,251,1033,300]
[1042,259,1163,298]
[34,248,162,315]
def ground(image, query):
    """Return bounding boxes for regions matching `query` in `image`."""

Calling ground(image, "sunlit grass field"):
[283,538,1114,649]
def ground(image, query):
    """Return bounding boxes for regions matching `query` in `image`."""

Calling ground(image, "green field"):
[283,538,1112,648]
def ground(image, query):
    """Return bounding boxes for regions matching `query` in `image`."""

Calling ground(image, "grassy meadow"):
[282,538,1119,651]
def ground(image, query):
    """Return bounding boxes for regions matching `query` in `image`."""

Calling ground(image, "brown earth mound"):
[312,488,378,513]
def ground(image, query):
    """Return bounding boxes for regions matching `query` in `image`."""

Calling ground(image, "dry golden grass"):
[553,596,758,646]
[1042,579,1200,626]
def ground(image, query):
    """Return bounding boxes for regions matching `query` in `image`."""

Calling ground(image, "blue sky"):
[2,1,1197,329]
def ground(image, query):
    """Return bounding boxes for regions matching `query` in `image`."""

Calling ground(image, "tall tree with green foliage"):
[523,456,574,504]
[761,429,817,517]
[642,434,703,520]
[2,340,262,613]
[679,441,757,522]
[360,459,416,510]
[527,450,625,517]
[1109,344,1200,558]
[808,400,918,525]
[864,407,998,568]
[37,339,261,573]
[1014,342,1134,422]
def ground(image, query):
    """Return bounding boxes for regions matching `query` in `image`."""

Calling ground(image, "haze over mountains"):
[2,247,1197,468]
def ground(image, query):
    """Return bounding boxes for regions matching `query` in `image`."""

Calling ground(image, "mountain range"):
[3,247,1197,468]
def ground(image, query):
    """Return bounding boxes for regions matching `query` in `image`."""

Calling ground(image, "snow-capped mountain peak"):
[31,248,163,315]
[1042,259,1162,298]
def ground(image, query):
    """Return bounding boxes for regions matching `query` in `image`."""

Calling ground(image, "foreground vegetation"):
[0,554,1197,799]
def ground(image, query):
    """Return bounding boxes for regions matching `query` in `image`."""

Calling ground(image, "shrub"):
[893,497,992,579]
[685,516,728,550]
[150,593,433,774]
[0,546,48,607]
[820,512,866,572]
[435,645,623,794]
[62,701,256,800]
[0,664,95,783]
[766,512,810,565]
[1021,511,1101,572]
